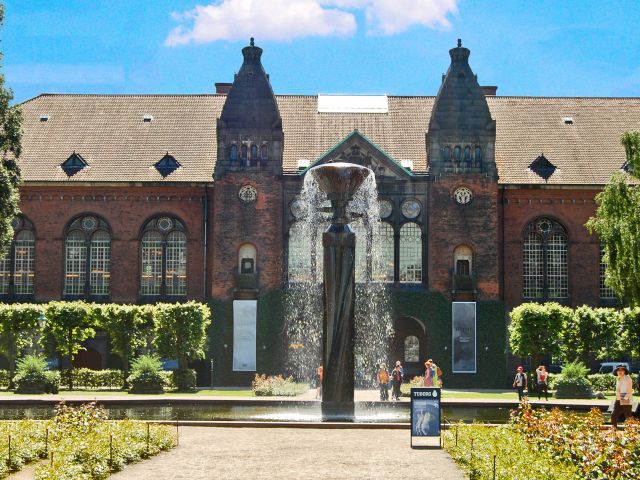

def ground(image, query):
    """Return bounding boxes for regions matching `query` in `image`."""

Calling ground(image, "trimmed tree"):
[619,307,640,359]
[0,4,23,251]
[560,306,619,365]
[44,301,95,390]
[153,302,212,391]
[94,304,147,389]
[509,302,571,369]
[0,303,41,388]
[587,131,640,306]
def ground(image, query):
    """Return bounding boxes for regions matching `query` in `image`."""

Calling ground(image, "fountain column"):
[310,163,371,421]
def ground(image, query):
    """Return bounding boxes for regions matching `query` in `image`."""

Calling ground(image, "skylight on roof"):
[529,153,556,181]
[563,117,574,125]
[154,153,181,178]
[317,95,388,114]
[143,114,153,123]
[61,152,88,177]
[39,115,49,122]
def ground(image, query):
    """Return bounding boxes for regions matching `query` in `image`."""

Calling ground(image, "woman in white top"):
[611,364,634,429]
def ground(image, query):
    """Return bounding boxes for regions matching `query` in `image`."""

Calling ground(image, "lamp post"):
[210,359,214,389]
[37,312,47,356]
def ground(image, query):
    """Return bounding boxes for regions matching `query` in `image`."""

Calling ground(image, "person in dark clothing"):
[391,363,403,401]
[536,365,549,401]
[513,366,528,402]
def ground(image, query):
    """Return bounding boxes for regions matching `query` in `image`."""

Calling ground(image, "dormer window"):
[154,153,181,178]
[230,144,238,161]
[61,152,88,176]
[529,153,556,181]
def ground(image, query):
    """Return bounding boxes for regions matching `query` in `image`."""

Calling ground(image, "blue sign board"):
[410,387,441,448]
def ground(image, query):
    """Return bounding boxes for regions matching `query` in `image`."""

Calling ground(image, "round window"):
[378,199,393,219]
[82,216,97,231]
[238,185,258,203]
[290,199,306,219]
[454,187,473,205]
[157,217,173,231]
[401,199,421,219]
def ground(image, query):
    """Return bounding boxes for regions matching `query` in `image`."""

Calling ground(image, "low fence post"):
[493,454,496,479]
[146,422,150,456]
[7,434,11,469]
[45,427,49,456]
[109,434,113,472]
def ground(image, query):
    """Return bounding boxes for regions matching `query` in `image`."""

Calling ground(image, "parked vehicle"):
[598,362,630,374]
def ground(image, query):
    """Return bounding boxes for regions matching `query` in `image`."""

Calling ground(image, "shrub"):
[554,361,592,398]
[400,376,424,397]
[251,374,308,396]
[60,368,125,390]
[171,368,197,392]
[13,355,51,394]
[0,369,10,389]
[587,373,640,393]
[127,355,164,394]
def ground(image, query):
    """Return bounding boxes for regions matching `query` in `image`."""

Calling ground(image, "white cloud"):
[166,0,458,45]
[165,0,357,46]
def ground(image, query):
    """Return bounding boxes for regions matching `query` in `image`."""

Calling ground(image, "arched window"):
[599,243,616,300]
[238,243,257,274]
[443,146,451,161]
[453,146,461,162]
[0,216,35,297]
[64,215,111,297]
[463,146,471,161]
[261,144,268,160]
[373,222,394,282]
[240,145,248,161]
[287,223,311,283]
[399,222,422,283]
[140,216,187,298]
[474,147,482,163]
[404,336,420,362]
[454,245,473,276]
[230,144,238,161]
[522,218,568,299]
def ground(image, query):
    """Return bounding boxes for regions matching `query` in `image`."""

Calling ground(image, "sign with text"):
[410,387,441,448]
[233,300,257,372]
[452,301,477,373]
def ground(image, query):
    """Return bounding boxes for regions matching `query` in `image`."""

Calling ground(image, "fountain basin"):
[309,163,371,208]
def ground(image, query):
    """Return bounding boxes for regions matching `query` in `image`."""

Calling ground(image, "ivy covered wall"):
[205,289,507,388]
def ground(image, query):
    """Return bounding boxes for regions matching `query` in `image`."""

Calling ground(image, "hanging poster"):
[452,301,477,373]
[410,387,441,448]
[233,300,257,371]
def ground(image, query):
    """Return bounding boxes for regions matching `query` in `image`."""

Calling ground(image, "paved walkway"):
[110,427,465,480]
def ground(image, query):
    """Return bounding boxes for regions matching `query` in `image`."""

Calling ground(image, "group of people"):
[376,359,443,401]
[512,365,549,401]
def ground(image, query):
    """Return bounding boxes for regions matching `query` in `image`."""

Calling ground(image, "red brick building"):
[3,40,639,385]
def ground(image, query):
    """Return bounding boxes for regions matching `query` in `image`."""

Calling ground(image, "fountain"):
[309,162,372,421]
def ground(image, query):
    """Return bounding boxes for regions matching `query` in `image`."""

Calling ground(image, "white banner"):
[452,302,477,373]
[233,300,257,372]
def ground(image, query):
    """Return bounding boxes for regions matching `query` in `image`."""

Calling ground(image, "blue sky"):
[3,0,640,104]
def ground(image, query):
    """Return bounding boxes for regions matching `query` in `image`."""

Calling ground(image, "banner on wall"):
[233,300,257,372]
[452,302,477,373]
[410,387,441,448]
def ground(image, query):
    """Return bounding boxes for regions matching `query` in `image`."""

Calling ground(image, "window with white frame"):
[522,218,568,299]
[373,222,394,282]
[0,216,36,297]
[399,222,422,283]
[64,215,111,297]
[0,245,10,295]
[140,216,187,298]
[599,243,616,300]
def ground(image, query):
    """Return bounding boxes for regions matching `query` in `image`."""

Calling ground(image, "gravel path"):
[111,427,465,480]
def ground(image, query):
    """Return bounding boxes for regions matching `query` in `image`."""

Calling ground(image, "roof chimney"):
[215,83,233,95]
[481,86,498,96]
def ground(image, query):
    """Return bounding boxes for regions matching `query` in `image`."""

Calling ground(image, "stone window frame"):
[139,215,188,301]
[63,214,112,300]
[0,215,36,299]
[522,217,569,300]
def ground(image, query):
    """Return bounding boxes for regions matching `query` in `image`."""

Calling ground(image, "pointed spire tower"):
[215,38,283,177]
[427,40,497,179]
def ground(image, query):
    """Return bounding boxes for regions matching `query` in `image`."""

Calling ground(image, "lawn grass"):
[0,388,256,397]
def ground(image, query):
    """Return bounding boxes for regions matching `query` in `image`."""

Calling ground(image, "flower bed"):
[0,403,176,479]
[251,374,308,396]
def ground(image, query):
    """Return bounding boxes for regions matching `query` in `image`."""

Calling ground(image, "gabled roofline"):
[298,129,415,177]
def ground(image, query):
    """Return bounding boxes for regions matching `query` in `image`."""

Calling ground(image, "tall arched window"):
[287,223,311,283]
[474,147,482,162]
[522,218,568,299]
[140,216,187,298]
[443,146,451,161]
[453,146,461,162]
[599,243,616,300]
[399,222,422,283]
[230,144,238,161]
[453,245,473,276]
[0,216,35,297]
[463,146,471,161]
[64,215,111,297]
[373,222,394,282]
[261,144,268,160]
[240,145,248,165]
[238,243,257,274]
[404,336,419,362]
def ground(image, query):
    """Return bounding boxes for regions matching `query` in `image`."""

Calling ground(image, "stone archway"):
[391,316,427,380]
[73,347,102,370]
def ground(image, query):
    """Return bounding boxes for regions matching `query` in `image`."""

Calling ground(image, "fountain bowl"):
[309,162,372,203]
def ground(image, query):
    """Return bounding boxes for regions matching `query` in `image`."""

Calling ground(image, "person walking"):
[377,364,390,401]
[611,364,634,429]
[423,360,434,387]
[513,366,528,402]
[536,365,549,401]
[391,362,403,401]
[433,361,442,387]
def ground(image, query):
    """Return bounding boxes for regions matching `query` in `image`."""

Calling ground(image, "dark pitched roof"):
[17,93,640,185]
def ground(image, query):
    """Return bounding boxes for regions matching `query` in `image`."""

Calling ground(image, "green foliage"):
[251,374,308,396]
[93,304,147,386]
[619,307,640,358]
[35,403,176,479]
[0,420,48,477]
[0,5,23,253]
[400,375,424,397]
[171,368,196,392]
[554,361,592,398]
[0,303,42,387]
[588,373,640,393]
[13,355,58,394]
[44,301,95,389]
[127,355,164,394]
[587,131,640,306]
[445,423,579,480]
[153,302,211,386]
[509,302,570,367]
[561,306,618,364]
[60,368,125,390]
